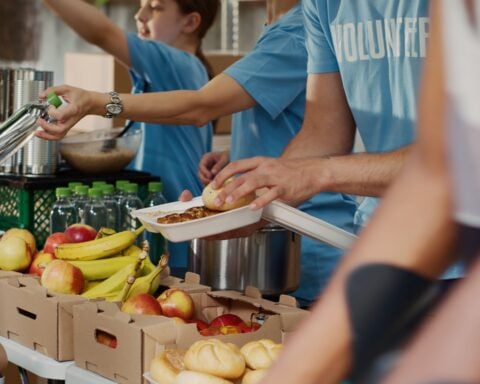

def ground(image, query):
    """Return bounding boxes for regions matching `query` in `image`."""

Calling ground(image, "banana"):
[95,227,117,239]
[81,251,146,299]
[68,254,138,281]
[56,227,144,261]
[122,244,142,257]
[126,254,169,300]
[84,280,103,291]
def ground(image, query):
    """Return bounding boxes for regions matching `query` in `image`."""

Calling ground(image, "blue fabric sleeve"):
[303,0,339,74]
[224,32,307,120]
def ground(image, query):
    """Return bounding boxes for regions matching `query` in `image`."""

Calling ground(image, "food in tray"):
[155,178,256,225]
[149,338,283,384]
[156,206,220,224]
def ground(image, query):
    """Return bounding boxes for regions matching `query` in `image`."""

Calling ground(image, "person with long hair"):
[43,0,219,267]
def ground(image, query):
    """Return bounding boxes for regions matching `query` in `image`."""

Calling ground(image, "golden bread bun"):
[240,339,283,370]
[202,178,255,211]
[150,350,185,384]
[184,339,246,379]
[241,369,268,384]
[174,371,234,384]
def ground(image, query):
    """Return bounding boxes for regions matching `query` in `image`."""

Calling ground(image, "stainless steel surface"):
[0,68,58,175]
[189,225,300,295]
[21,71,57,175]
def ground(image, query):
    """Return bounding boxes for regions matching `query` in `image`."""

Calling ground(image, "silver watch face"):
[106,103,122,115]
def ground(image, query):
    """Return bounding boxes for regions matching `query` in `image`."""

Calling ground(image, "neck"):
[266,0,299,24]
[172,34,198,56]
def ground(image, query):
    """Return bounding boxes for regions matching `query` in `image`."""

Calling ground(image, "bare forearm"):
[315,147,412,197]
[85,74,255,127]
[44,0,118,47]
[264,153,457,384]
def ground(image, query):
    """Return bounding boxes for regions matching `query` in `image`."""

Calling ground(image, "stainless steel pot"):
[188,225,301,296]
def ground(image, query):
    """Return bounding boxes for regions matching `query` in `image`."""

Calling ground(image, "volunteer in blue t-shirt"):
[37,0,357,306]
[42,0,218,267]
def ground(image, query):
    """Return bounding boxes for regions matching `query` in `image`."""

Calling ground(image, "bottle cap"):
[75,185,89,195]
[115,180,129,189]
[88,188,103,198]
[92,181,107,188]
[101,184,115,194]
[68,182,83,191]
[124,183,138,194]
[148,181,163,192]
[47,92,63,108]
[56,187,72,198]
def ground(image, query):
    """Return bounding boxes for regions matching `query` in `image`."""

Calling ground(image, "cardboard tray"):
[262,200,357,250]
[0,276,87,361]
[132,197,263,242]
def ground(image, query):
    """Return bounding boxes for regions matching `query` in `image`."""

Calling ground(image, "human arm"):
[35,74,255,140]
[261,4,459,382]
[42,0,129,66]
[211,72,411,209]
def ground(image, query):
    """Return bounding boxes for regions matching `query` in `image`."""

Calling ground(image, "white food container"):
[131,197,263,242]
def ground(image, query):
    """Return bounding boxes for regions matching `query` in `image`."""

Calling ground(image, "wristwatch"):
[104,91,123,118]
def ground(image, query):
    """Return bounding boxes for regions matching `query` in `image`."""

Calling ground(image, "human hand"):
[35,85,103,140]
[198,150,230,185]
[211,156,324,210]
[178,189,194,202]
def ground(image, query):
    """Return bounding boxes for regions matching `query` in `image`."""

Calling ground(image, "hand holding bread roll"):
[174,371,234,384]
[202,177,255,211]
[150,350,185,384]
[240,339,283,370]
[184,339,246,379]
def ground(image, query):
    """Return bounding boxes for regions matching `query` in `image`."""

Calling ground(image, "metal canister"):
[0,68,35,174]
[21,70,58,175]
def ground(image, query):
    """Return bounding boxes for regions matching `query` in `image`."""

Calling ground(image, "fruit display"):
[41,259,85,295]
[0,235,33,271]
[157,288,195,321]
[149,338,283,384]
[28,251,55,277]
[198,313,263,336]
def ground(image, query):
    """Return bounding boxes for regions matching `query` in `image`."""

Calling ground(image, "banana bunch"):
[125,254,169,300]
[56,226,144,261]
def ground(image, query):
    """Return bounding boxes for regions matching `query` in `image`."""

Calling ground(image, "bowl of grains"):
[59,127,142,174]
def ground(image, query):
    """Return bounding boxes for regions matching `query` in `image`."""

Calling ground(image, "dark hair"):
[175,0,219,79]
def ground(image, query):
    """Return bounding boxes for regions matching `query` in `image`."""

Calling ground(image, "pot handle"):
[262,201,357,250]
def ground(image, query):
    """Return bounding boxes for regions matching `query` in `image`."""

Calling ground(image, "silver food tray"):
[262,200,357,250]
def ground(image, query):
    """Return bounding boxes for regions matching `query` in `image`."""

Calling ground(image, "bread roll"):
[241,369,268,384]
[150,350,185,384]
[202,178,255,211]
[184,339,246,379]
[240,339,282,370]
[174,371,234,384]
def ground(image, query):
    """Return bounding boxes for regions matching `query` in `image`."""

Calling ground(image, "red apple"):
[64,224,97,243]
[96,330,117,349]
[0,236,33,271]
[44,232,70,255]
[239,321,262,333]
[121,293,163,315]
[190,318,209,332]
[209,314,245,328]
[157,288,194,321]
[2,228,36,253]
[28,251,56,277]
[199,325,242,336]
[41,259,85,294]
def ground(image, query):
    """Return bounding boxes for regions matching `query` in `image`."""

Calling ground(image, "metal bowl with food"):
[59,127,142,174]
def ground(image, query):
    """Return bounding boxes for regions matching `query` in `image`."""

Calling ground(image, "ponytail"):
[195,45,215,80]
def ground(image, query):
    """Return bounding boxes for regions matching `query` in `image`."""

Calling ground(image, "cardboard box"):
[158,269,211,294]
[205,51,244,134]
[73,286,308,384]
[0,271,21,279]
[0,276,87,361]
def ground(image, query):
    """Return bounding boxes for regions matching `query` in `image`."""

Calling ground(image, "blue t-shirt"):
[127,33,213,267]
[303,0,429,226]
[225,5,358,304]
